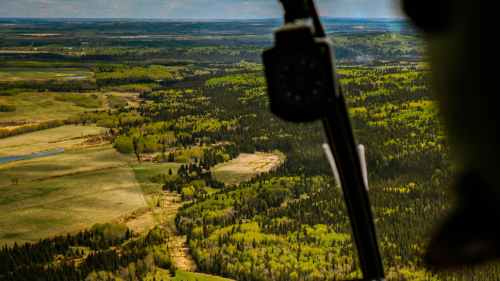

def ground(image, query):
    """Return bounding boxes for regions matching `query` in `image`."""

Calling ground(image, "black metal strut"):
[272,0,385,279]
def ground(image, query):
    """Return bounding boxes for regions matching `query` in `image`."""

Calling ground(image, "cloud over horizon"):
[0,0,405,19]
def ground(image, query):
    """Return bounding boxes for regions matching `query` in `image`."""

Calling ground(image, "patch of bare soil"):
[114,207,156,235]
[146,191,183,223]
[212,141,235,146]
[68,135,112,150]
[168,235,198,272]
[138,153,160,163]
[116,190,185,236]
[0,120,42,130]
[211,152,284,184]
[142,190,198,271]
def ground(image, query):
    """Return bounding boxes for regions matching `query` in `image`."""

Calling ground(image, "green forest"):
[0,19,498,281]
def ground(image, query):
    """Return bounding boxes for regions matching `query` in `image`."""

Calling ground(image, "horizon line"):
[0,17,408,21]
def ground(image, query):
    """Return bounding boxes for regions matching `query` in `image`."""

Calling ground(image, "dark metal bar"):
[306,0,326,37]
[322,84,385,280]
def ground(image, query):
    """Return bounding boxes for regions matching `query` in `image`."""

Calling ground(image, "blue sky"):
[0,0,404,19]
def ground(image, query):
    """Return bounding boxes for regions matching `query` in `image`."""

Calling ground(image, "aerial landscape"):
[0,15,498,281]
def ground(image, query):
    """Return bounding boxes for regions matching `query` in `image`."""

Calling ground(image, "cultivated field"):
[0,92,105,123]
[0,67,92,81]
[211,152,283,184]
[0,166,146,246]
[0,145,136,186]
[0,125,105,157]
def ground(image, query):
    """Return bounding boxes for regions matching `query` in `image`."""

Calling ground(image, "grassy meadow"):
[0,125,104,157]
[0,166,146,246]
[0,145,136,186]
[0,67,92,81]
[0,91,105,123]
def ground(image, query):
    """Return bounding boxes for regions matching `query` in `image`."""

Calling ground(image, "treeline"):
[0,111,128,139]
[0,226,171,281]
[331,33,424,59]
[0,79,97,94]
[0,104,16,112]
[163,168,226,197]
[175,176,324,238]
[0,119,65,139]
[55,93,103,108]
[96,77,157,88]
[0,222,133,274]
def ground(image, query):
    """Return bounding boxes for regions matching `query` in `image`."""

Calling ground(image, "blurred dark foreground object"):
[425,173,500,268]
[403,0,500,270]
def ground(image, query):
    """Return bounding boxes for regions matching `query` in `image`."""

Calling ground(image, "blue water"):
[62,76,86,79]
[0,148,65,163]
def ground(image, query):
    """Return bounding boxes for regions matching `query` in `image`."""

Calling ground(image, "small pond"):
[62,76,87,79]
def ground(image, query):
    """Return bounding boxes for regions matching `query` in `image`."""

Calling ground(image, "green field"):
[206,73,264,85]
[0,166,146,246]
[131,162,183,193]
[0,145,136,186]
[0,92,105,123]
[0,125,105,157]
[0,67,92,81]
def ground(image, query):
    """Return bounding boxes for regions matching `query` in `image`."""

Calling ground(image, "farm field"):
[0,67,92,81]
[0,145,136,186]
[211,152,282,184]
[0,125,105,157]
[0,92,105,123]
[0,166,146,246]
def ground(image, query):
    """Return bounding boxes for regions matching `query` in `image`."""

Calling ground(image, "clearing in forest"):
[168,235,198,272]
[103,92,142,108]
[0,166,147,246]
[0,125,106,157]
[211,152,283,184]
